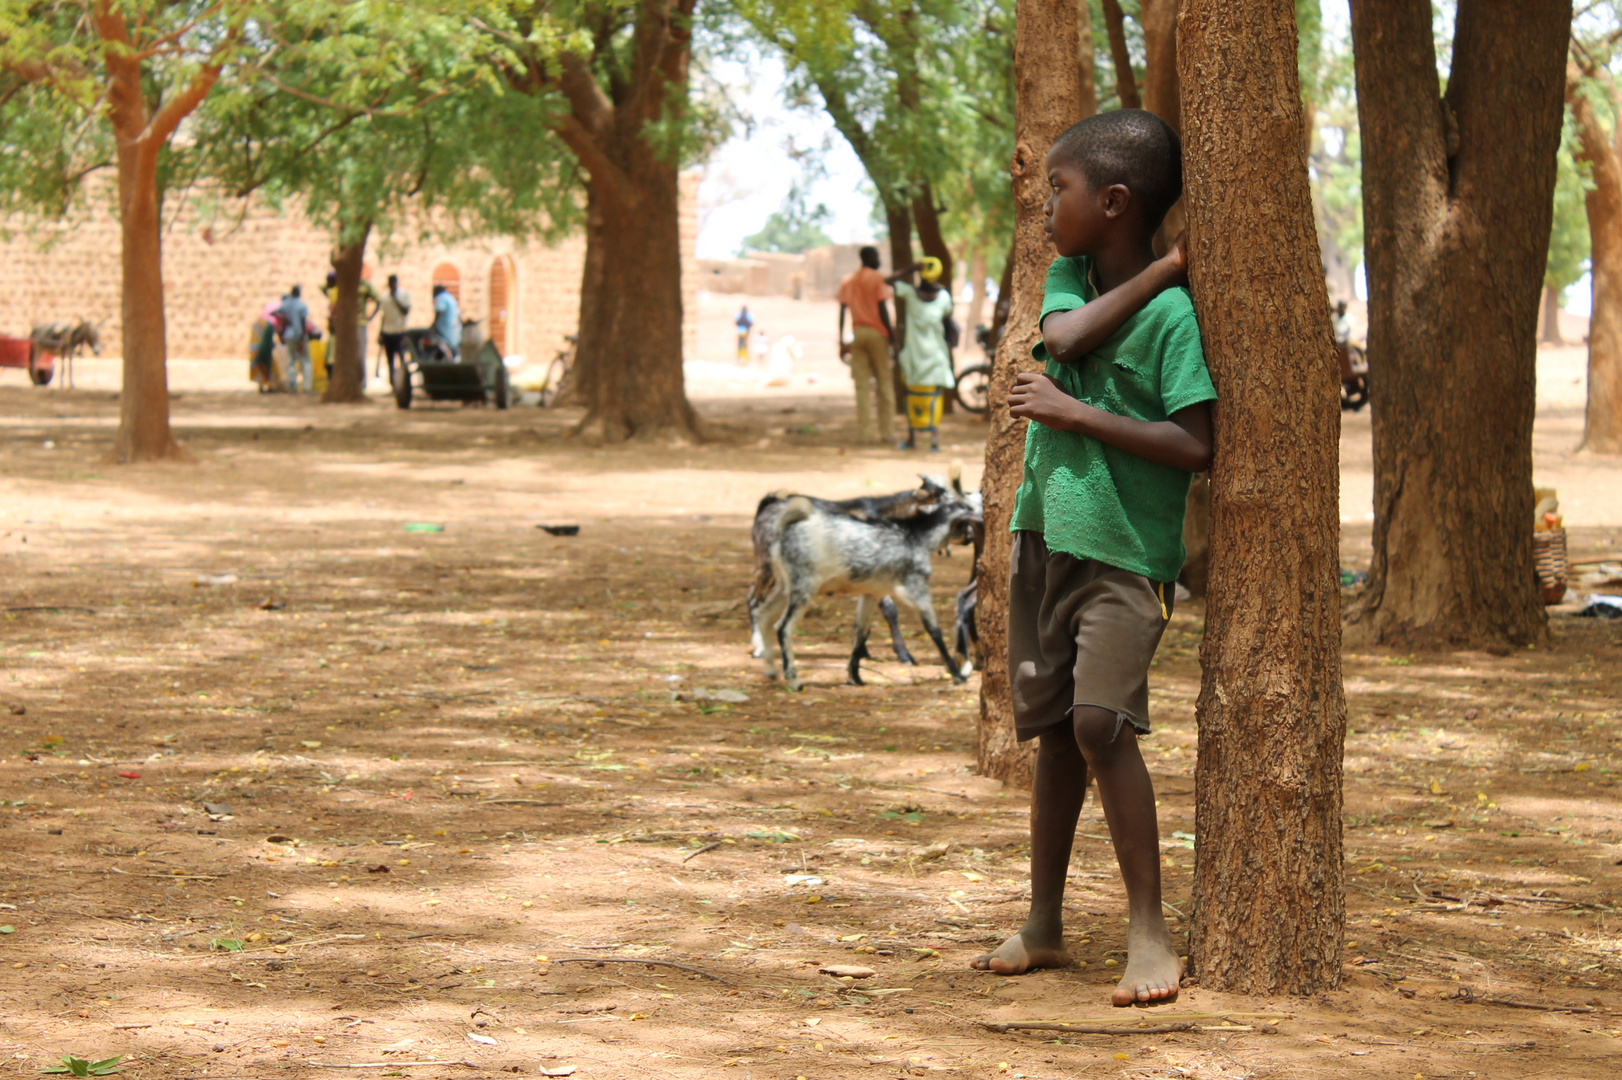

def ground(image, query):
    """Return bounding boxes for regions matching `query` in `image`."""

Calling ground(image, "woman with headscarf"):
[888,256,957,451]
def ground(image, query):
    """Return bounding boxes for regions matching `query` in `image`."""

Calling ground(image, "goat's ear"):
[948,461,964,495]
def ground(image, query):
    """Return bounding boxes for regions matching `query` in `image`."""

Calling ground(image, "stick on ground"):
[984,1021,1197,1035]
[552,957,733,984]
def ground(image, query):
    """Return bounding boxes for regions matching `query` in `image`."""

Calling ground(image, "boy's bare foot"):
[1111,924,1183,1006]
[970,927,1071,975]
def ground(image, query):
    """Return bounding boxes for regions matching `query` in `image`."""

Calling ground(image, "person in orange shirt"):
[836,246,896,444]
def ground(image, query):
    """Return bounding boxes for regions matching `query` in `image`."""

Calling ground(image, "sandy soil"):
[0,300,1620,1080]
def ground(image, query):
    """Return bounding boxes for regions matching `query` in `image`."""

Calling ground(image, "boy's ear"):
[1101,183,1132,219]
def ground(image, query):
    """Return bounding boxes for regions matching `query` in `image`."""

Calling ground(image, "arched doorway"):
[488,257,516,354]
[431,263,461,299]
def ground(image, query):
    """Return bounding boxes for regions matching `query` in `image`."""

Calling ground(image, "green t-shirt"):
[1009,255,1217,581]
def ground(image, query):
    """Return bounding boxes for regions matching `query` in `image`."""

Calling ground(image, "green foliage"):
[186,2,579,254]
[1547,122,1591,298]
[39,1056,122,1077]
[740,185,832,254]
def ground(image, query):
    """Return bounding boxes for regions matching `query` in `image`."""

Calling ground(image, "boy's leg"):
[1072,706,1181,1005]
[971,726,1088,973]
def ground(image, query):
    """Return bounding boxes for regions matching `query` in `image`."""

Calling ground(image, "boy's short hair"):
[1051,109,1182,232]
[859,246,880,269]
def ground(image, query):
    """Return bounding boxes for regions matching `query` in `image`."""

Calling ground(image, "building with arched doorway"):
[0,176,699,370]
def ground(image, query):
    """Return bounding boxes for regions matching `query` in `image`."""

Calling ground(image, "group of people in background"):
[836,246,958,452]
[250,271,463,394]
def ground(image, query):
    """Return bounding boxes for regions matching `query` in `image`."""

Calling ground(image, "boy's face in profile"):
[1043,150,1128,259]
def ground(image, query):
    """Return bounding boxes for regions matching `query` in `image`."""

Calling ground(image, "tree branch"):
[558,49,614,134]
[1100,0,1141,109]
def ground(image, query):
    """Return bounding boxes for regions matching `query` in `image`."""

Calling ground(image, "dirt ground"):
[2,317,1622,1080]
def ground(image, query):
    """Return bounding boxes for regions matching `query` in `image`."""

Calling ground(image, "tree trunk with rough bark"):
[322,220,372,405]
[1570,66,1622,455]
[1347,0,1568,647]
[976,0,1086,789]
[571,152,694,441]
[1140,0,1185,246]
[1076,0,1098,117]
[1181,0,1347,996]
[912,183,954,293]
[519,0,698,443]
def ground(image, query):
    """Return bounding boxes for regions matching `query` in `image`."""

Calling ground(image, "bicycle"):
[536,334,576,407]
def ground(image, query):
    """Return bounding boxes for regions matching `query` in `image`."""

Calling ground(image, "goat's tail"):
[776,495,813,537]
[756,488,795,517]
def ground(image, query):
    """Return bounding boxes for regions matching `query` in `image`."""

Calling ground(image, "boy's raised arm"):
[1041,237,1186,364]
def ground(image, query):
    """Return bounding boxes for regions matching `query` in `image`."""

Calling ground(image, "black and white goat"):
[756,472,979,690]
[746,483,939,665]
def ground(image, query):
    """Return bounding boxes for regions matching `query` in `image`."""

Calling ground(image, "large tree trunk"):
[976,0,1086,789]
[1571,70,1622,454]
[573,161,695,442]
[110,138,186,463]
[1346,0,1568,647]
[322,219,372,405]
[1181,0,1347,996]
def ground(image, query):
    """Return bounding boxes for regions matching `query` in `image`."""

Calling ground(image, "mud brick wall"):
[0,171,701,366]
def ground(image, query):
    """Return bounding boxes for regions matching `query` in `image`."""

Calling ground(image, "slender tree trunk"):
[555,188,606,411]
[886,199,915,414]
[1347,0,1568,647]
[911,182,954,292]
[1571,71,1622,454]
[966,247,989,334]
[1100,0,1141,109]
[1539,286,1565,347]
[322,219,372,405]
[1181,0,1347,995]
[976,0,1086,789]
[110,138,186,463]
[1139,0,1180,132]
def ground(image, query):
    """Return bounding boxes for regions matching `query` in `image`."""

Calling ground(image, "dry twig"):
[552,957,733,984]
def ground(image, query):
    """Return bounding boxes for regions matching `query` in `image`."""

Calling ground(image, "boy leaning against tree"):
[972,109,1217,1008]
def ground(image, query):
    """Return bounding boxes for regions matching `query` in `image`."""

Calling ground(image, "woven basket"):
[1533,527,1568,605]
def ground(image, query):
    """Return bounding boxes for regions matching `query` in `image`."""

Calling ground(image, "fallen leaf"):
[538,1069,576,1078]
[0,925,14,934]
[466,1033,498,1046]
[116,771,139,780]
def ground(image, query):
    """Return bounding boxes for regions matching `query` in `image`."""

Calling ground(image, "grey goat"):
[746,483,940,664]
[757,471,979,690]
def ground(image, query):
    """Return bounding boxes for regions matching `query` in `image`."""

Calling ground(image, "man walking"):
[278,285,313,394]
[836,246,895,444]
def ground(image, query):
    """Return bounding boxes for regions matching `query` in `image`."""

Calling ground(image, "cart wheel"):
[1341,375,1369,412]
[29,365,53,387]
[393,361,412,409]
[493,364,510,410]
[954,363,991,415]
[538,357,567,408]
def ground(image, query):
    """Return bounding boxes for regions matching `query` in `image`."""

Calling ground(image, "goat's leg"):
[879,596,916,665]
[894,575,965,684]
[747,561,777,658]
[775,586,813,691]
[757,581,789,678]
[848,594,880,686]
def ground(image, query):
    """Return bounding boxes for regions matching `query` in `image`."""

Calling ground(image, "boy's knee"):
[1072,705,1130,756]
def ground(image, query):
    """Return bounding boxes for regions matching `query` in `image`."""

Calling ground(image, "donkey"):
[756,471,980,690]
[30,320,101,388]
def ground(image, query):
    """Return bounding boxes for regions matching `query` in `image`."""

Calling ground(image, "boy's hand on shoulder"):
[1156,231,1188,288]
[1009,371,1083,430]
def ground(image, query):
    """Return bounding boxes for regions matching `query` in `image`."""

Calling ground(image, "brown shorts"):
[1009,531,1174,742]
